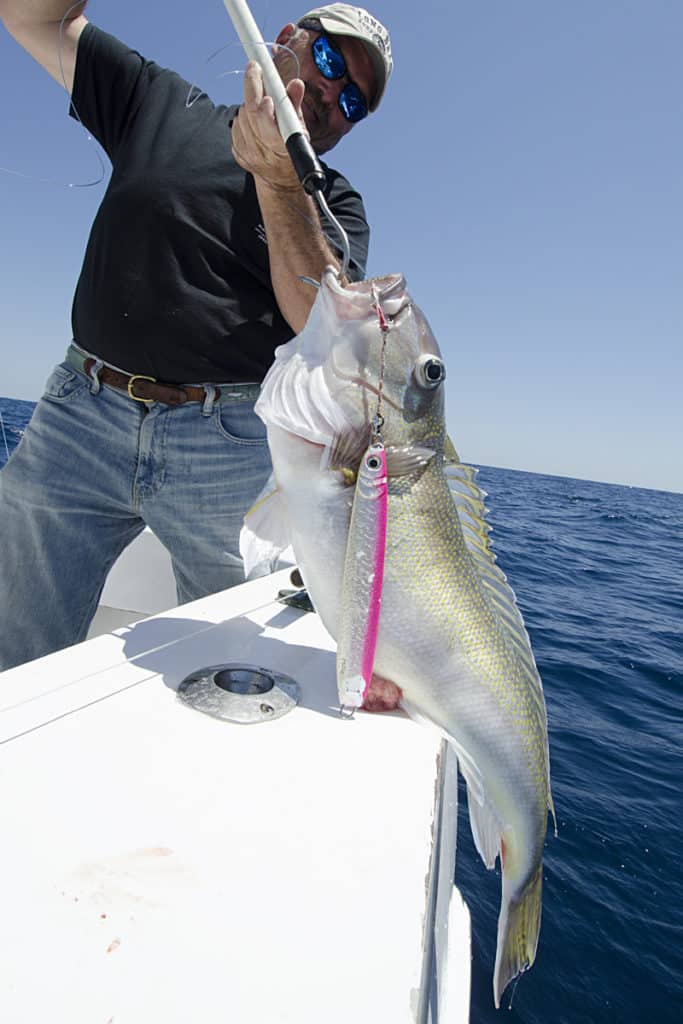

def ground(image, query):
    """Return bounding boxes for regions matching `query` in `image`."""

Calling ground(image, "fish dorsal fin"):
[445,462,548,722]
[444,433,460,464]
[239,477,293,578]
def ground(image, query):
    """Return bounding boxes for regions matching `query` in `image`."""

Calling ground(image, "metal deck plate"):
[177,663,300,724]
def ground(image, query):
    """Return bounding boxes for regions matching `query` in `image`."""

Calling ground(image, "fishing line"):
[0,408,10,464]
[506,974,521,1009]
[0,2,106,189]
[370,283,391,440]
[184,40,288,109]
[186,0,274,108]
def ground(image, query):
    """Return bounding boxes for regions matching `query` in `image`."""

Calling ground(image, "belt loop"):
[201,384,217,416]
[87,358,104,395]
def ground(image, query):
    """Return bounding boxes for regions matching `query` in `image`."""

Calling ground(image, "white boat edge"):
[3,529,472,1021]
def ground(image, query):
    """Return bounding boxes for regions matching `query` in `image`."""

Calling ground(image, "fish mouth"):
[363,272,407,305]
[321,267,409,319]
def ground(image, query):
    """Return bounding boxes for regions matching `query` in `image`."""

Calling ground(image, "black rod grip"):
[285,133,327,194]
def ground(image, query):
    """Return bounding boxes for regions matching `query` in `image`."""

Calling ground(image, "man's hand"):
[231,59,339,333]
[231,60,306,193]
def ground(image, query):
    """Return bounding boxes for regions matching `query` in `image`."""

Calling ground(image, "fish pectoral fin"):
[239,477,293,578]
[493,861,543,1009]
[327,427,370,474]
[384,445,436,477]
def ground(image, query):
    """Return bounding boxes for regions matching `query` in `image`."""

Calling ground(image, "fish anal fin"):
[493,861,543,1009]
[466,787,501,869]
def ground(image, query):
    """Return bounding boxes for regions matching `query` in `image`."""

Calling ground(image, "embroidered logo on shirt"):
[255,224,268,245]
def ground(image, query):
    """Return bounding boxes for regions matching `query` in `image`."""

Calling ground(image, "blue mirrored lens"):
[339,84,368,123]
[311,36,369,123]
[312,35,346,80]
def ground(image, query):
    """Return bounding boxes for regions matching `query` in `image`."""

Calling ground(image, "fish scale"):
[382,459,551,807]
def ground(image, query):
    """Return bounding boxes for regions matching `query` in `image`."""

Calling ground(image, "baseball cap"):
[297,4,393,111]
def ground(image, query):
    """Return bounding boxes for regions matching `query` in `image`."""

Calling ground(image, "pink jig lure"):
[336,439,389,711]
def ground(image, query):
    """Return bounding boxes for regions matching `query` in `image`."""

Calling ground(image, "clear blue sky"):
[1,1,681,493]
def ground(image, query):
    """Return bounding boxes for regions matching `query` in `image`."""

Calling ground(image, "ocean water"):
[1,395,681,1022]
[0,396,35,466]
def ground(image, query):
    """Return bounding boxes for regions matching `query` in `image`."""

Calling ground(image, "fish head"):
[313,268,447,450]
[256,267,447,462]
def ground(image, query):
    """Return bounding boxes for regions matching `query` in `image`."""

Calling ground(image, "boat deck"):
[0,569,470,1022]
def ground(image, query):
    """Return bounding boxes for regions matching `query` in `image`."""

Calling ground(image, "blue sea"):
[1,395,681,1022]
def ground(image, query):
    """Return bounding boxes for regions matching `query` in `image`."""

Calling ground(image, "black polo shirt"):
[69,24,369,383]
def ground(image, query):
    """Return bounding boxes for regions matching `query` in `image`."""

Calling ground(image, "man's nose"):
[316,75,343,108]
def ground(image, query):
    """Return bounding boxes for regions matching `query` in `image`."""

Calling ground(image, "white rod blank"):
[222,0,302,142]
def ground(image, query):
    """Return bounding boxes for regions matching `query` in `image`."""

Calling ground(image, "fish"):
[241,266,556,1007]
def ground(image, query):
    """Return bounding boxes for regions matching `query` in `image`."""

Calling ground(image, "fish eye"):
[414,355,446,389]
[366,455,382,470]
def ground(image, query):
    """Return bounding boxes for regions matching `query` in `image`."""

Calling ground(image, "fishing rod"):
[221,0,351,278]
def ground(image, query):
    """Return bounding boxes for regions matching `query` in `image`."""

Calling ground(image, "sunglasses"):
[311,34,368,124]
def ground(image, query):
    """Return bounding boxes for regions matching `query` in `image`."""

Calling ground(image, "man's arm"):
[254,172,344,335]
[231,62,351,334]
[0,1,89,92]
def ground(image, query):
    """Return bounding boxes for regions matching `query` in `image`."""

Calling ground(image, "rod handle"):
[285,133,327,194]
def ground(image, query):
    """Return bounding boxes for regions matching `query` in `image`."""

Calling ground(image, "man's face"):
[275,25,376,155]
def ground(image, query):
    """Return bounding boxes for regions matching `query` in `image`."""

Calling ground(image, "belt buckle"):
[127,374,156,403]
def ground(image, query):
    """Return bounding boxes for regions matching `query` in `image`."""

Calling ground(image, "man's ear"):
[275,23,297,47]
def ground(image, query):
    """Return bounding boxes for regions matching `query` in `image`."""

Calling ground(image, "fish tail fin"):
[493,861,543,1009]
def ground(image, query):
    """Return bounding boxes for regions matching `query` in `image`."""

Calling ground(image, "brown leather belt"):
[66,344,261,406]
[83,359,214,406]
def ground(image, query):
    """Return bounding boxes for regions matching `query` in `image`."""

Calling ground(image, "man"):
[0,2,393,671]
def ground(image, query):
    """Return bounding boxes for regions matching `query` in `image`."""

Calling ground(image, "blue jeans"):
[0,356,273,671]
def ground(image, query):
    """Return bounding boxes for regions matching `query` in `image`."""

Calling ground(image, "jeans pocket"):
[43,362,89,403]
[215,401,268,445]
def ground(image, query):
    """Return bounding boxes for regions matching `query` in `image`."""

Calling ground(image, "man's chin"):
[302,105,336,154]
[309,128,339,156]
[311,137,332,155]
